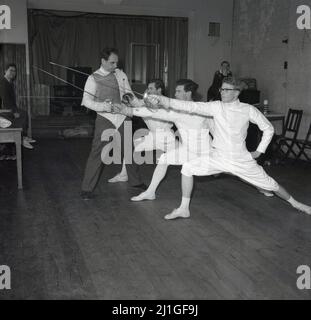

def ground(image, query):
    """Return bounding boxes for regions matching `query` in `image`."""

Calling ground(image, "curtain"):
[28,9,188,103]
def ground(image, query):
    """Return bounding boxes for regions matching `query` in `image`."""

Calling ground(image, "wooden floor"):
[1,139,311,300]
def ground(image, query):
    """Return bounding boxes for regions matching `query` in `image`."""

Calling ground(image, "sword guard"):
[143,92,159,112]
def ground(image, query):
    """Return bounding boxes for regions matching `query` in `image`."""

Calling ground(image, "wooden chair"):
[294,122,311,162]
[273,108,303,161]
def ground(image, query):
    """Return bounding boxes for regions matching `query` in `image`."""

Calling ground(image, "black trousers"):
[81,115,143,192]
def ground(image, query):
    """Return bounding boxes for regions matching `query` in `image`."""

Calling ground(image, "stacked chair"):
[273,108,311,163]
[295,123,311,162]
[273,109,303,162]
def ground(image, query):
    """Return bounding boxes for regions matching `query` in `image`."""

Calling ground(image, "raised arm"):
[147,95,217,117]
[133,106,175,122]
[81,75,112,113]
[112,102,175,122]
[249,106,274,154]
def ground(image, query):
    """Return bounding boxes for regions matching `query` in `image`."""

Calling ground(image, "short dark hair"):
[221,61,230,67]
[5,63,17,71]
[222,76,244,91]
[176,79,199,98]
[100,48,119,60]
[148,79,165,95]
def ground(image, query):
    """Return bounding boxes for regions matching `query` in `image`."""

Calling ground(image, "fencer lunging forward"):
[108,79,176,183]
[114,79,214,202]
[145,76,311,219]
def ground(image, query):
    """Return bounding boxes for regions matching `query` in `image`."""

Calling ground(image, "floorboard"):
[0,139,311,299]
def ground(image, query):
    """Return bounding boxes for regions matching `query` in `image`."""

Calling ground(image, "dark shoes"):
[80,191,95,200]
[132,183,148,191]
[0,155,16,160]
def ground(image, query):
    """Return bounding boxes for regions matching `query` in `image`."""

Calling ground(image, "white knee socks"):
[120,161,127,176]
[288,197,311,215]
[179,197,191,210]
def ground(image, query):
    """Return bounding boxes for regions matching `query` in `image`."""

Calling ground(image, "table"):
[0,128,23,189]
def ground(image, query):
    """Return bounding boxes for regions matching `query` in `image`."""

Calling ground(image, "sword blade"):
[33,65,98,99]
[49,61,144,98]
[49,62,90,76]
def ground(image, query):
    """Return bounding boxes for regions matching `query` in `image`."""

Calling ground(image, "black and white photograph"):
[1,0,311,306]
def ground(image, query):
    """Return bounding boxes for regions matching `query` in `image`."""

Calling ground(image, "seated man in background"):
[0,63,35,152]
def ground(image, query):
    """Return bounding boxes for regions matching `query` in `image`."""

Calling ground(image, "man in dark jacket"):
[207,61,232,101]
[0,63,35,150]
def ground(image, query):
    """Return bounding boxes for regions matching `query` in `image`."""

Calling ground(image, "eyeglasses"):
[219,88,240,92]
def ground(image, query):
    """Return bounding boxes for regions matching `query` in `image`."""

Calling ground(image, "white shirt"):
[144,116,174,133]
[132,99,174,132]
[81,66,132,129]
[133,106,211,154]
[159,98,274,155]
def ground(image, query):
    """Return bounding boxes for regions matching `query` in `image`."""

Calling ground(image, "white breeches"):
[158,142,210,166]
[181,149,279,192]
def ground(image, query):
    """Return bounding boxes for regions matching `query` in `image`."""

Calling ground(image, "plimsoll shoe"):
[258,189,274,197]
[293,203,311,215]
[22,138,34,149]
[24,136,37,143]
[108,173,128,183]
[164,208,190,220]
[131,192,156,202]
